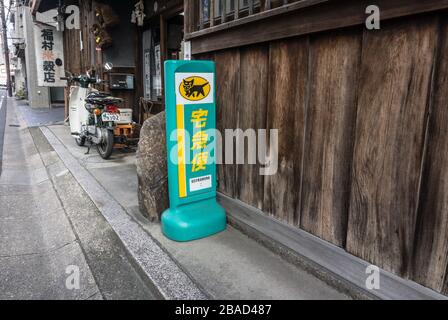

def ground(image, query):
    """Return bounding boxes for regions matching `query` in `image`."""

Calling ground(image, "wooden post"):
[221,0,226,23]
[210,0,215,27]
[199,0,204,29]
[184,0,195,33]
[234,0,239,20]
[265,0,272,11]
[160,14,167,97]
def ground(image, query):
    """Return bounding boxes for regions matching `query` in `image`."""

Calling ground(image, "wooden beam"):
[188,0,448,54]
[186,0,328,39]
[184,0,195,33]
[30,0,42,15]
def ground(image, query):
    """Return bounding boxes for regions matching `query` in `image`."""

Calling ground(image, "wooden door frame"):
[159,3,184,98]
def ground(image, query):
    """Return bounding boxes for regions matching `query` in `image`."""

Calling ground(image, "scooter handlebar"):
[60,75,102,85]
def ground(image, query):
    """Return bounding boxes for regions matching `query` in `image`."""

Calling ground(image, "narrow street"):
[0,95,156,299]
[0,94,353,300]
[2,0,448,306]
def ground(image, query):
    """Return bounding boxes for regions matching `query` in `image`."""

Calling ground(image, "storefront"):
[137,0,184,122]
[60,0,185,123]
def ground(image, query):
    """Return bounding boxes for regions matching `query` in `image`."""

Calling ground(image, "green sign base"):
[161,198,226,242]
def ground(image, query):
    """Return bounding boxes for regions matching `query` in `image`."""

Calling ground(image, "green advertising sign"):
[161,60,226,242]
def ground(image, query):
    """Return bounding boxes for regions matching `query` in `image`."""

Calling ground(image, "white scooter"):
[62,72,123,159]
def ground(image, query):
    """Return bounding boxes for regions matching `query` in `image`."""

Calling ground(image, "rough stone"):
[136,111,169,222]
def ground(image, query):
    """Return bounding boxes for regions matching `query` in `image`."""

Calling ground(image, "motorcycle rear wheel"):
[97,129,114,159]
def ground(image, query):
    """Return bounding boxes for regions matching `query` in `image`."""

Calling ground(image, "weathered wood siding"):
[346,16,438,278]
[235,46,269,210]
[215,49,239,197]
[300,30,361,246]
[196,11,448,294]
[64,0,96,75]
[264,39,308,226]
[411,17,448,293]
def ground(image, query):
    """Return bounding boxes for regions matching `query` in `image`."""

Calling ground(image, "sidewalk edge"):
[39,126,208,300]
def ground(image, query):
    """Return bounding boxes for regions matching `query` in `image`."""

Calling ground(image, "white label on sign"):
[175,72,214,105]
[183,41,191,60]
[189,175,212,192]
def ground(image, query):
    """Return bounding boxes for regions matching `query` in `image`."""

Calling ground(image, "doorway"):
[140,7,184,119]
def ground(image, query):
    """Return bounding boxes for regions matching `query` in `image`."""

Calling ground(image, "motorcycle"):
[61,71,123,159]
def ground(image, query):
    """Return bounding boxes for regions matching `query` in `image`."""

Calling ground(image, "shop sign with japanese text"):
[33,24,65,87]
[162,60,225,242]
[173,71,215,201]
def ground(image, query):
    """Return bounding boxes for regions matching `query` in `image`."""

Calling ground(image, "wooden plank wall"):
[63,0,95,75]
[215,49,239,197]
[300,29,361,246]
[264,39,308,226]
[195,11,448,294]
[411,17,448,293]
[236,46,269,210]
[346,16,438,278]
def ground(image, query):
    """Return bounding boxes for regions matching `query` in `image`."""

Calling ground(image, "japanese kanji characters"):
[191,109,208,128]
[191,131,209,150]
[41,29,56,83]
[190,108,210,173]
[192,152,208,173]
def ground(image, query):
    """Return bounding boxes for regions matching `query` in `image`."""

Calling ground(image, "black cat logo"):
[179,76,210,101]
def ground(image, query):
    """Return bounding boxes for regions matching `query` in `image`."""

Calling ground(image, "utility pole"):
[0,0,12,97]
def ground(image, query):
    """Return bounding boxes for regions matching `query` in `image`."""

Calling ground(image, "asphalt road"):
[0,90,7,176]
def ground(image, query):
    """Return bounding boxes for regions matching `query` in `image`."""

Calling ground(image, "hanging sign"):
[162,60,226,242]
[33,24,65,87]
[131,0,146,26]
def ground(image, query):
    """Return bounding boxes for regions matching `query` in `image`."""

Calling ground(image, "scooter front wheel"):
[97,129,114,159]
[75,136,86,146]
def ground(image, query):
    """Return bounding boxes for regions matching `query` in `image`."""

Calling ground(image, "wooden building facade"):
[185,0,448,295]
[56,0,448,295]
[62,0,185,122]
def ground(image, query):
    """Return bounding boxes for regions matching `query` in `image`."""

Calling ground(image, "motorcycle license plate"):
[102,113,120,122]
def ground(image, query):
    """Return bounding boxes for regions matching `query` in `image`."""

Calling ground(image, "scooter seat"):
[85,92,123,105]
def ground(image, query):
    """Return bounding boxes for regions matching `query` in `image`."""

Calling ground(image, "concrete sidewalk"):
[0,98,99,299]
[44,123,351,300]
[0,98,156,300]
[16,101,65,127]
